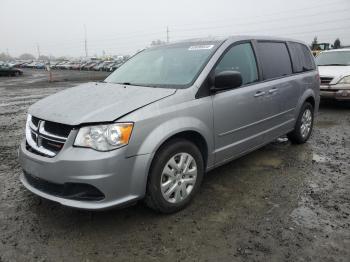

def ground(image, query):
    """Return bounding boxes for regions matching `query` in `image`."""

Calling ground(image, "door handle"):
[254,91,266,97]
[268,87,278,94]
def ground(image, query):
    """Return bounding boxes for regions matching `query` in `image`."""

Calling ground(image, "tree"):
[151,39,166,46]
[18,53,36,60]
[0,52,13,61]
[38,55,50,61]
[333,38,341,49]
[56,56,68,61]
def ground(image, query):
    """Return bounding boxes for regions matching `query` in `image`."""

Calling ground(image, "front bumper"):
[320,87,350,101]
[19,139,153,210]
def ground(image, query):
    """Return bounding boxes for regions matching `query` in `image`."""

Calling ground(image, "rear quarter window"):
[288,42,316,72]
[257,41,293,80]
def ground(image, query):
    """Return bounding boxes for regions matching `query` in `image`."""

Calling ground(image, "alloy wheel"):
[160,152,197,204]
[300,108,312,138]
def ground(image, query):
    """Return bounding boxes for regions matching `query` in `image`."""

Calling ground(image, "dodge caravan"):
[19,36,320,213]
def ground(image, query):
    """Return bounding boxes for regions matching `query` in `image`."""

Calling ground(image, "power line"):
[170,25,350,43]
[169,17,350,40]
[37,0,346,48]
[170,8,350,33]
[169,0,347,29]
[39,5,350,50]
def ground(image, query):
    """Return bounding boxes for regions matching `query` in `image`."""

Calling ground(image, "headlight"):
[74,123,133,151]
[338,75,350,84]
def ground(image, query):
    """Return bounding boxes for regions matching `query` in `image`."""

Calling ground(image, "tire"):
[145,138,204,213]
[287,102,314,144]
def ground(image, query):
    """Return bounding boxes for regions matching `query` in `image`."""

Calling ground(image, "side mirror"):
[212,70,243,92]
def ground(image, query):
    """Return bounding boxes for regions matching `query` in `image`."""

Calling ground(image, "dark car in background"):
[0,63,23,76]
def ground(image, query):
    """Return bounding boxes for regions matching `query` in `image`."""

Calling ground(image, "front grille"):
[24,172,105,201]
[32,116,40,126]
[41,139,64,154]
[320,77,333,85]
[44,121,72,137]
[25,115,73,157]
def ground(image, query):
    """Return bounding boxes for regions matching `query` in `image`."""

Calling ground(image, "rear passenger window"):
[257,42,293,80]
[215,43,258,85]
[288,42,316,73]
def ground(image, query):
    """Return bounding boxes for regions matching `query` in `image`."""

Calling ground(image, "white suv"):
[316,48,350,100]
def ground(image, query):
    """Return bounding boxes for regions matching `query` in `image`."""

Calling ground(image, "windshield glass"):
[105,42,220,88]
[316,51,350,66]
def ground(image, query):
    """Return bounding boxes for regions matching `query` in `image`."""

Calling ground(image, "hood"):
[318,65,350,83]
[29,82,176,125]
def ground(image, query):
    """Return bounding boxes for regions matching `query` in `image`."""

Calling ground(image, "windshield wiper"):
[318,63,347,66]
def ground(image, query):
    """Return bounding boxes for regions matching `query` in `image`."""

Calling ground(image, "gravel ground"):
[0,69,349,262]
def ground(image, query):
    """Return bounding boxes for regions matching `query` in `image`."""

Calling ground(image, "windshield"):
[105,42,220,88]
[316,51,350,66]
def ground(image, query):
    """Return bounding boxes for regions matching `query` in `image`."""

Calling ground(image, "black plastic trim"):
[24,172,105,201]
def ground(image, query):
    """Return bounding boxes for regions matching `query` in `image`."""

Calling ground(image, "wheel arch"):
[151,130,209,171]
[305,96,315,109]
[295,89,318,120]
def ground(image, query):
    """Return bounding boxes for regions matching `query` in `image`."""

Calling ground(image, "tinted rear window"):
[257,41,293,80]
[289,42,316,72]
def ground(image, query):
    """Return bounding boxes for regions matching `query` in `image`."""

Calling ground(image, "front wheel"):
[145,139,204,213]
[287,102,314,144]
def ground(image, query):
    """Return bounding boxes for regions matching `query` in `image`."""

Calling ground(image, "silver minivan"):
[19,36,320,213]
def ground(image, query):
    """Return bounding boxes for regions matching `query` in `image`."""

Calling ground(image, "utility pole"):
[166,26,170,43]
[6,48,10,58]
[36,44,41,59]
[84,24,88,57]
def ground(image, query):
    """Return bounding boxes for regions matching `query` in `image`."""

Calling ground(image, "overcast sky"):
[1,0,349,58]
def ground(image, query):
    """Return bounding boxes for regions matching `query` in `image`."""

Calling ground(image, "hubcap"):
[300,109,312,138]
[160,152,197,204]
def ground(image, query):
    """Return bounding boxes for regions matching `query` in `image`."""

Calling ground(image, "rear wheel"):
[287,102,314,144]
[145,139,204,213]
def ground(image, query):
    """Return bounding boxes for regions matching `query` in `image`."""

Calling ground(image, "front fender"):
[133,116,212,156]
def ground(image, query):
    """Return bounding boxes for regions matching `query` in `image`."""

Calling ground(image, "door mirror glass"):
[213,70,242,91]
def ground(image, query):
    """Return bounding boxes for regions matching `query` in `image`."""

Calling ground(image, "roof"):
[167,35,309,46]
[321,48,350,53]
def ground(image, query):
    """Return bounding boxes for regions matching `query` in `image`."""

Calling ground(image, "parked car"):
[51,61,67,69]
[92,61,104,71]
[49,61,61,69]
[35,62,47,69]
[19,36,319,213]
[25,61,38,69]
[12,61,28,68]
[76,61,89,70]
[316,48,350,100]
[109,62,121,72]
[86,62,100,71]
[18,61,32,68]
[70,62,82,70]
[101,61,115,71]
[60,62,76,70]
[81,61,96,70]
[0,64,23,76]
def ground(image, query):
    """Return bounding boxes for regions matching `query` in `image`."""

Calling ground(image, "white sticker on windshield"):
[188,45,214,51]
